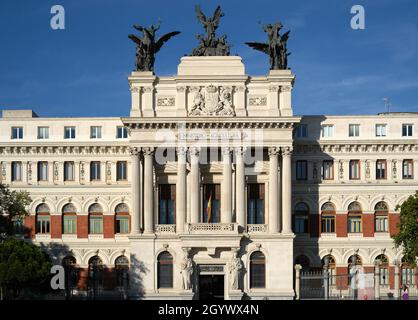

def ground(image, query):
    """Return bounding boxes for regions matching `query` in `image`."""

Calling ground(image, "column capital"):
[176,146,188,157]
[268,147,279,156]
[281,146,293,156]
[143,147,154,156]
[189,146,200,157]
[129,147,141,156]
[221,147,232,157]
[234,146,247,156]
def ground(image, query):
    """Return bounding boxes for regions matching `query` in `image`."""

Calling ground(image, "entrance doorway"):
[199,275,224,300]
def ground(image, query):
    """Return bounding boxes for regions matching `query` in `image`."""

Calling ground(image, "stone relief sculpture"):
[180,249,193,290]
[245,22,291,70]
[128,22,181,72]
[191,5,230,56]
[229,249,243,290]
[188,85,235,116]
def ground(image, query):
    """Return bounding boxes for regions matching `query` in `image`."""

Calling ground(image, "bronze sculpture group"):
[128,5,290,72]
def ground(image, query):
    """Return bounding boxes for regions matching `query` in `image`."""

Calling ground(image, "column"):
[374,262,381,300]
[176,147,187,233]
[282,146,293,234]
[190,147,200,224]
[268,147,279,233]
[130,147,141,234]
[143,147,154,233]
[394,260,400,299]
[235,147,246,229]
[221,148,232,223]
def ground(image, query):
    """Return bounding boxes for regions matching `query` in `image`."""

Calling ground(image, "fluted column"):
[130,147,142,234]
[176,147,187,233]
[268,147,279,233]
[143,147,154,233]
[282,146,293,234]
[221,147,232,223]
[235,147,246,229]
[190,147,200,224]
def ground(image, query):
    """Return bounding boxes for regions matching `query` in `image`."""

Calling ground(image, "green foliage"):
[393,191,418,266]
[0,238,52,299]
[0,183,31,237]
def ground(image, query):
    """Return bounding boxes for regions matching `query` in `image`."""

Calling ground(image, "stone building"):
[0,56,417,299]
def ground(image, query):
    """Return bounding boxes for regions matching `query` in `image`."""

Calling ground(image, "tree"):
[0,238,52,299]
[0,183,31,239]
[393,191,418,266]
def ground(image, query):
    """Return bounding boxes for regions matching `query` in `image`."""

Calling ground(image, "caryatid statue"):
[180,248,193,290]
[245,21,291,70]
[128,22,181,72]
[229,249,243,290]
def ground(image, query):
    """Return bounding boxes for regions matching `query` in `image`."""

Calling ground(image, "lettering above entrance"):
[199,265,224,273]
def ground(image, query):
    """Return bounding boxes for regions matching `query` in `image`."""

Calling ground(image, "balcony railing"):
[246,224,268,233]
[187,223,237,234]
[155,224,176,234]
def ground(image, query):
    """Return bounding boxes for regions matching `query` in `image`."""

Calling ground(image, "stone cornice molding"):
[0,145,130,156]
[293,142,418,154]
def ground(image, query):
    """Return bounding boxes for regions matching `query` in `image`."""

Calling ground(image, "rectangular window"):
[376,160,387,180]
[295,216,308,233]
[402,268,415,285]
[321,125,334,138]
[247,184,265,224]
[296,161,308,180]
[380,268,389,285]
[90,126,102,139]
[11,161,22,181]
[202,184,221,223]
[37,127,49,139]
[63,214,77,234]
[117,126,128,139]
[64,161,75,181]
[159,184,176,224]
[11,127,23,139]
[322,160,334,180]
[295,124,308,138]
[64,126,76,139]
[402,124,413,137]
[375,216,388,232]
[37,162,48,181]
[321,216,335,233]
[375,124,387,137]
[117,161,127,181]
[348,215,362,233]
[90,161,101,181]
[403,160,413,179]
[37,215,50,234]
[349,124,360,137]
[116,215,129,234]
[349,160,360,180]
[89,215,103,234]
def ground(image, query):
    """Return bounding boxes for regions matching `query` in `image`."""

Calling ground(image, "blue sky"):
[0,0,417,117]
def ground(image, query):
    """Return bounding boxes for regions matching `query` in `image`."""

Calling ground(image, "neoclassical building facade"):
[0,56,417,299]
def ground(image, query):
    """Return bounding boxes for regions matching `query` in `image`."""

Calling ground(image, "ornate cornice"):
[0,145,130,156]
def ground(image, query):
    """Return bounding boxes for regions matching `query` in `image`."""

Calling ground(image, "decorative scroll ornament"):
[188,85,235,116]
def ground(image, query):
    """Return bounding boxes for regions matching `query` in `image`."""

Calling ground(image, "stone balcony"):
[246,224,268,233]
[186,223,238,234]
[155,224,176,234]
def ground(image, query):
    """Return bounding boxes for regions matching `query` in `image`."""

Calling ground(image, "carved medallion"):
[188,85,235,116]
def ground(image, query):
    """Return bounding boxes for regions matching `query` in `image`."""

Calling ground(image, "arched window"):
[115,203,130,234]
[374,202,389,233]
[62,203,77,234]
[250,251,266,288]
[88,256,103,295]
[401,257,415,286]
[295,254,310,271]
[62,256,78,294]
[115,256,130,288]
[348,202,362,233]
[375,254,389,285]
[88,203,103,234]
[157,252,173,288]
[322,255,336,285]
[36,203,50,234]
[321,202,335,233]
[294,202,309,234]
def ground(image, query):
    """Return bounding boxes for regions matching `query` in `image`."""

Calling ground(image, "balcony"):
[155,224,176,234]
[186,223,238,234]
[246,224,268,233]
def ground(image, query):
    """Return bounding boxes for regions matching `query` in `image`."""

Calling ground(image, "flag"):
[206,192,212,223]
